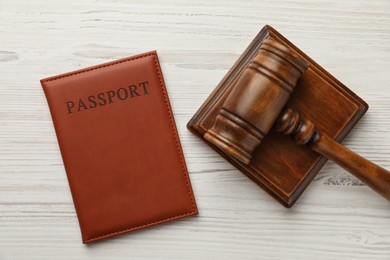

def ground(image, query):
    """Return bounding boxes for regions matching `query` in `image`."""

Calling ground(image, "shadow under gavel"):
[205,38,390,201]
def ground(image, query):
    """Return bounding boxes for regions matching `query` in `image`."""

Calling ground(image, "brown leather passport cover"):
[41,51,198,243]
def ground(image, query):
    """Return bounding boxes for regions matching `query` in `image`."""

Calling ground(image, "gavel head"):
[204,38,308,164]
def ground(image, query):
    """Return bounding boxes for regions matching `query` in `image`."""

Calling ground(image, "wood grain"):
[0,0,389,259]
[188,27,370,207]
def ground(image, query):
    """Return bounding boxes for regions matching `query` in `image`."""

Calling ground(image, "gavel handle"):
[276,107,390,201]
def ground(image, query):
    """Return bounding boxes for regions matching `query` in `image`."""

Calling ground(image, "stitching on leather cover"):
[42,52,197,243]
[42,53,153,83]
[152,54,197,212]
[84,212,195,243]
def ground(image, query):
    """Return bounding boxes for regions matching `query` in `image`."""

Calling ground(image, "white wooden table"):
[1,0,390,259]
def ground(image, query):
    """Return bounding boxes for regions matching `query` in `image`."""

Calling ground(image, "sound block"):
[187,25,368,207]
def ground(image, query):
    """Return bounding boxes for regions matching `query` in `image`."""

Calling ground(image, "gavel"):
[204,38,390,201]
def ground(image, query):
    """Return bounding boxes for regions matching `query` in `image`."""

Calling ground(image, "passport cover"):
[41,51,198,243]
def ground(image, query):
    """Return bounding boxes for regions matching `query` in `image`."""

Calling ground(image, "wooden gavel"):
[205,38,390,201]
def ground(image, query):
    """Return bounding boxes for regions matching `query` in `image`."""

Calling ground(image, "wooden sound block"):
[187,25,368,207]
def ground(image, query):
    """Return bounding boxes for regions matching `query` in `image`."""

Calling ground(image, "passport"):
[41,51,198,243]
